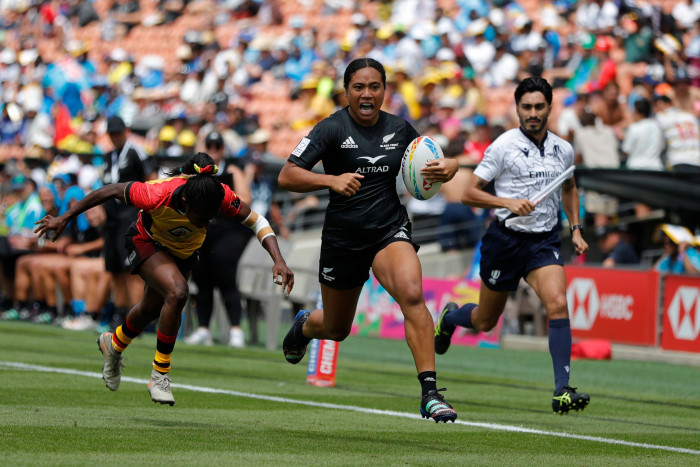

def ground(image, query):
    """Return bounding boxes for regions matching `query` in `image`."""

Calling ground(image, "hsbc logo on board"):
[667,286,700,340]
[567,278,599,330]
[567,278,635,331]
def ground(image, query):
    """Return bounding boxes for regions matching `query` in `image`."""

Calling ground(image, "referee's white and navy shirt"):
[474,128,574,233]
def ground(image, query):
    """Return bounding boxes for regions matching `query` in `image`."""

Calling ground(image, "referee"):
[434,77,591,415]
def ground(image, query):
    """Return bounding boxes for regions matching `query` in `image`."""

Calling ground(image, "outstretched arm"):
[34,183,130,241]
[235,201,295,296]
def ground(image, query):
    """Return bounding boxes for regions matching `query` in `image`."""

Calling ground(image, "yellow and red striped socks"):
[153,331,177,374]
[112,317,143,353]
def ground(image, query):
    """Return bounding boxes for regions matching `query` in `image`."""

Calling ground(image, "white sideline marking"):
[1,361,699,456]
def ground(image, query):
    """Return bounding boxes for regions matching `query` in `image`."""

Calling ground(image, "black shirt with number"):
[288,108,419,250]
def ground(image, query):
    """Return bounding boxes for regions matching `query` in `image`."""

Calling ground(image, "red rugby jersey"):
[124,175,242,258]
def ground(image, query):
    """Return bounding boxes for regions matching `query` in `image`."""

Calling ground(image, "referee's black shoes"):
[434,302,458,355]
[552,386,590,415]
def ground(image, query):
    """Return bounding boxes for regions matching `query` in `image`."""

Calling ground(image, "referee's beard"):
[521,116,548,136]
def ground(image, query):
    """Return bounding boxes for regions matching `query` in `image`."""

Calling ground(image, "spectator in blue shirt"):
[596,224,640,268]
[654,227,700,275]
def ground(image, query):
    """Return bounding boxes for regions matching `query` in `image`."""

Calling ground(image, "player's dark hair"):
[514,76,553,105]
[167,152,224,218]
[634,97,651,118]
[343,58,386,90]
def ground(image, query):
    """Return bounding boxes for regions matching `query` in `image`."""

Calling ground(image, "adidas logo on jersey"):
[394,231,409,240]
[341,136,358,148]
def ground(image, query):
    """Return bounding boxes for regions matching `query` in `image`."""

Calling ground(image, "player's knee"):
[165,282,189,308]
[324,327,350,342]
[546,295,569,319]
[396,283,425,309]
[478,317,499,333]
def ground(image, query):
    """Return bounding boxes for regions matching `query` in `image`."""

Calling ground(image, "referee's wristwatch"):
[570,224,584,235]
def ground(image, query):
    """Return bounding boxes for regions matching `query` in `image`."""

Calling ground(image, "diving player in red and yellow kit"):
[35,152,294,405]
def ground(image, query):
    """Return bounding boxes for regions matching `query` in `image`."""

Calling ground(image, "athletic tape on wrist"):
[243,211,275,243]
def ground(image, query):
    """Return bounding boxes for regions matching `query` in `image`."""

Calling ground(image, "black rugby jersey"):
[289,108,420,249]
[102,140,155,185]
[102,140,157,224]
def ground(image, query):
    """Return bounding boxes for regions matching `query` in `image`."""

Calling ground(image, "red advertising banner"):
[661,275,700,353]
[353,276,502,348]
[565,266,660,346]
[306,339,339,387]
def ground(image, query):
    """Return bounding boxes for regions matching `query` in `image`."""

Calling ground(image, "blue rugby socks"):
[443,303,476,330]
[548,318,572,391]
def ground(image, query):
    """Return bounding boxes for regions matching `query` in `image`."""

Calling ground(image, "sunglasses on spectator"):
[206,143,223,150]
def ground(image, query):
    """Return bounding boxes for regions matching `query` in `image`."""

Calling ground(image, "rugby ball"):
[401,136,444,200]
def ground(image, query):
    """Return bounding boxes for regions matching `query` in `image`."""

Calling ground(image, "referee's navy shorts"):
[480,220,564,292]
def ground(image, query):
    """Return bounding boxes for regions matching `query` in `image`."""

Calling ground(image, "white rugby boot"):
[148,369,175,406]
[96,332,124,391]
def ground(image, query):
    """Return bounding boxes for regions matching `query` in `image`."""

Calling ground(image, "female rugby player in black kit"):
[278,58,460,422]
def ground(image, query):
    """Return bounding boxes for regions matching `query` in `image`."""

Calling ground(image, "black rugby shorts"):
[319,224,419,290]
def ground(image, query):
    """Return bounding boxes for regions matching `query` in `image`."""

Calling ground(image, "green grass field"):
[1,320,699,466]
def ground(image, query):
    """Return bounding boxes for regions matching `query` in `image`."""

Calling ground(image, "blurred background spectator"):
[186,130,254,348]
[596,224,640,268]
[654,224,700,275]
[653,94,700,172]
[573,109,620,228]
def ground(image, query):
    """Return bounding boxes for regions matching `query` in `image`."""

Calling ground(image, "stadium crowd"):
[1,0,700,335]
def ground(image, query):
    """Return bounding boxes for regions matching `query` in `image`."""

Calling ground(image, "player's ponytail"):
[166,152,219,177]
[169,152,225,219]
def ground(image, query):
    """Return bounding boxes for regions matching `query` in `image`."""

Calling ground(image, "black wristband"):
[570,224,584,234]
